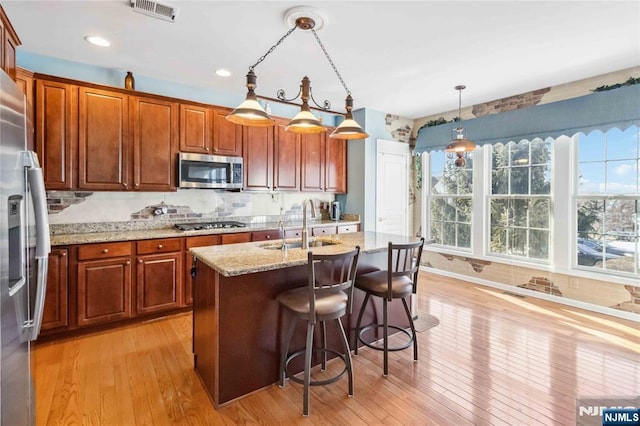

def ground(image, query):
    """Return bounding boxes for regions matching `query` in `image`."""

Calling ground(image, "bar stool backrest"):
[386,238,425,300]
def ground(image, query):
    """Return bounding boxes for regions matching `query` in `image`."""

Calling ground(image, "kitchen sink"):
[260,240,340,250]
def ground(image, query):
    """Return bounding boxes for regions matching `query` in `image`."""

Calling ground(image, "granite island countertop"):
[190,231,421,277]
[49,220,360,246]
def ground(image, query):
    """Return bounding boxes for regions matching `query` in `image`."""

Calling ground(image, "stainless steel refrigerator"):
[0,69,50,424]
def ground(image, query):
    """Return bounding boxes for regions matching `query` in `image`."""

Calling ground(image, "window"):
[428,151,473,249]
[575,126,639,276]
[489,138,553,261]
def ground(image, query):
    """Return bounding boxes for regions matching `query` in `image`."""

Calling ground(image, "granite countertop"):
[49,220,360,246]
[190,231,421,277]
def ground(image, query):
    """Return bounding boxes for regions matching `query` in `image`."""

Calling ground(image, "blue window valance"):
[415,84,640,153]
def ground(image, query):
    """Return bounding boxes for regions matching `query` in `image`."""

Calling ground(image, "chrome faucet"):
[301,199,316,250]
[278,219,286,253]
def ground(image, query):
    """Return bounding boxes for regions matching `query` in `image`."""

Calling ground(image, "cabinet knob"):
[123,183,128,188]
[134,183,139,188]
[139,259,144,264]
[205,147,210,151]
[158,244,163,249]
[102,249,109,254]
[61,252,67,257]
[126,261,131,265]
[266,236,270,239]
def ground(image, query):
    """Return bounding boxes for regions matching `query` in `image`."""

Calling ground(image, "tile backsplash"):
[47,189,335,226]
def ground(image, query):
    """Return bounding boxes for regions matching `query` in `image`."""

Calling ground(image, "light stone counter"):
[190,231,421,277]
[49,220,360,246]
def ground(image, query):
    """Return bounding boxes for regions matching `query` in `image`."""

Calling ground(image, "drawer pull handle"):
[61,252,67,257]
[102,249,109,254]
[158,244,163,249]
[266,235,270,239]
[139,259,144,264]
[126,261,131,265]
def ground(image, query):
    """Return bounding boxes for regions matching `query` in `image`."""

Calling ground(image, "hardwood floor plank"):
[32,272,640,424]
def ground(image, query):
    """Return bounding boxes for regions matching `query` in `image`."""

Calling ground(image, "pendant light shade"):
[226,71,274,127]
[285,76,326,134]
[330,95,368,139]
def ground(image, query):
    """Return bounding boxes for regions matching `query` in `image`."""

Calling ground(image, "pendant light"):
[445,85,476,167]
[226,6,368,139]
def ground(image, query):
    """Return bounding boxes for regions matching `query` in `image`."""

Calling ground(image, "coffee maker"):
[330,201,341,221]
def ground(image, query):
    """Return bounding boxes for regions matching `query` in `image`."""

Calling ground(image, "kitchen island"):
[190,231,420,407]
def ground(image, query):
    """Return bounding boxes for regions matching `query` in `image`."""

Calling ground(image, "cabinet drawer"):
[77,242,132,260]
[312,226,337,236]
[284,228,302,238]
[137,238,183,254]
[251,230,281,241]
[185,235,221,249]
[221,232,251,244]
[338,224,358,234]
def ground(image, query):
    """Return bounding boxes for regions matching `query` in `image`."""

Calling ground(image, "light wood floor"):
[32,272,640,425]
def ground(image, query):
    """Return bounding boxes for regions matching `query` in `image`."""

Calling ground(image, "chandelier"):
[445,85,476,167]
[225,6,369,140]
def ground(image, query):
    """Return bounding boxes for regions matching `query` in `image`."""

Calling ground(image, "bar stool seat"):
[277,247,360,416]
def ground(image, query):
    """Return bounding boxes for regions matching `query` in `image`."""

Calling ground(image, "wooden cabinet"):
[42,248,69,332]
[213,108,242,156]
[131,96,178,191]
[311,225,337,236]
[251,229,282,242]
[184,235,221,306]
[243,125,274,191]
[179,105,242,156]
[76,242,133,327]
[301,132,326,191]
[325,138,347,193]
[136,238,183,314]
[221,232,252,244]
[273,121,300,191]
[17,68,35,151]
[0,6,20,81]
[78,87,129,190]
[179,103,211,154]
[36,79,77,189]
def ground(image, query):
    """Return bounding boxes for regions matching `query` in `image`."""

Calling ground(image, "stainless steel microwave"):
[178,153,243,189]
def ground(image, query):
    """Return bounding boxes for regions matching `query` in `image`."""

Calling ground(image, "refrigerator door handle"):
[24,151,51,340]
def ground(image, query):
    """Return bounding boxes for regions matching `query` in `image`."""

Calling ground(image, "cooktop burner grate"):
[174,221,247,231]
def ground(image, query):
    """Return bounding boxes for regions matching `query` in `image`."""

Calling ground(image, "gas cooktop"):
[174,221,247,231]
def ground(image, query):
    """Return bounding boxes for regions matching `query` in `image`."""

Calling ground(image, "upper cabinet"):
[130,96,178,191]
[36,79,77,189]
[273,120,300,191]
[325,137,347,193]
[16,67,35,151]
[212,108,242,156]
[300,132,325,192]
[78,87,130,190]
[243,125,274,191]
[0,5,20,81]
[179,104,242,156]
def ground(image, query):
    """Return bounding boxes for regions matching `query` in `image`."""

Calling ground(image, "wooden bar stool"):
[277,247,360,416]
[353,238,424,376]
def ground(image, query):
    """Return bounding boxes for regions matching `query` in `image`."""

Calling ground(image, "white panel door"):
[376,139,410,236]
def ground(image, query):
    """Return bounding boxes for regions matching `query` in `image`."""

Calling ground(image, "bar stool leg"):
[303,322,315,416]
[320,321,327,371]
[383,298,389,376]
[353,293,370,355]
[279,317,298,387]
[402,297,418,362]
[337,318,354,396]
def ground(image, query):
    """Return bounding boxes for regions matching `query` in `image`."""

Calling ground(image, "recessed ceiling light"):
[215,69,231,77]
[84,35,111,47]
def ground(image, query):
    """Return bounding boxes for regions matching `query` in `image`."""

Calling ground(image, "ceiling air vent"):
[130,0,177,23]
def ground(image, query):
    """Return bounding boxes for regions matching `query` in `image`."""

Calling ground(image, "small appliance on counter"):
[330,201,341,221]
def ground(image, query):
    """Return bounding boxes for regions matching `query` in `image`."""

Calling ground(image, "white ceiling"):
[4,1,640,119]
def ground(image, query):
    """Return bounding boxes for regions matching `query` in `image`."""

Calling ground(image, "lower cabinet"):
[136,252,182,315]
[42,247,69,332]
[184,235,221,306]
[77,256,132,327]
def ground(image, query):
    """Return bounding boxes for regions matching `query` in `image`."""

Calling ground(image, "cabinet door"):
[41,248,69,332]
[273,121,300,191]
[179,103,212,154]
[78,87,129,190]
[77,258,132,327]
[243,126,273,191]
[17,68,35,152]
[301,132,326,192]
[36,80,77,189]
[136,252,182,315]
[3,27,17,81]
[325,138,347,193]
[184,235,221,306]
[213,108,242,156]
[131,96,177,191]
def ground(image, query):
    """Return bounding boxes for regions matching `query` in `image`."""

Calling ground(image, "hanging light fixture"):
[445,85,476,167]
[226,6,368,139]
